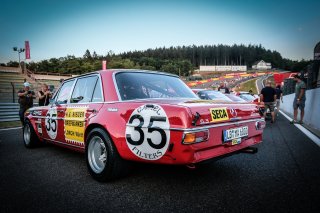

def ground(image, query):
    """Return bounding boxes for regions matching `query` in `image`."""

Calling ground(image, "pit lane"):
[0,114,319,213]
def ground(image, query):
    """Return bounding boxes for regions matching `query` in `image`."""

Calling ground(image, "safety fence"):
[0,103,38,122]
[283,61,320,95]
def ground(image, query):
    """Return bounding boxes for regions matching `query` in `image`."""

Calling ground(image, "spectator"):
[260,81,276,123]
[17,82,35,124]
[232,85,240,95]
[291,74,306,124]
[38,83,52,106]
[275,85,283,116]
[218,82,230,94]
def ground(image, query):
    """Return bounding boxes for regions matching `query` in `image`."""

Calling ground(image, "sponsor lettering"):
[131,147,163,160]
[64,107,87,143]
[210,108,229,122]
[137,105,161,115]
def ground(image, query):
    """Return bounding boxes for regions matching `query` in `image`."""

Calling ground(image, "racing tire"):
[23,120,40,148]
[86,128,130,182]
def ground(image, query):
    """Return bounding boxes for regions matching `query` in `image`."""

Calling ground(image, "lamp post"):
[13,47,25,66]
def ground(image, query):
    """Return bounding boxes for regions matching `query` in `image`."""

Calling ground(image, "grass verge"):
[0,121,22,129]
[238,78,258,94]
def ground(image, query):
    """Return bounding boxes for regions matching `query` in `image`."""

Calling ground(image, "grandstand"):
[0,66,64,103]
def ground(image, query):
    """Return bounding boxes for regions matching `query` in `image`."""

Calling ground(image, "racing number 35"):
[126,115,167,149]
[46,113,57,132]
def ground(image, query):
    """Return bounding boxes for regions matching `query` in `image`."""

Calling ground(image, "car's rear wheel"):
[23,120,39,148]
[86,128,130,182]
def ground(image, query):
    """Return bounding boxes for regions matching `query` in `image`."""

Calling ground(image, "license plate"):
[223,126,248,142]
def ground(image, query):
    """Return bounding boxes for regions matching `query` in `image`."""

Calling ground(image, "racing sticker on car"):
[64,106,87,143]
[210,107,229,122]
[125,104,170,161]
[35,119,42,135]
[46,108,58,139]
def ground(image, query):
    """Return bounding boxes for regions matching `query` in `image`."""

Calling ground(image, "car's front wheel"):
[86,128,130,182]
[23,120,39,148]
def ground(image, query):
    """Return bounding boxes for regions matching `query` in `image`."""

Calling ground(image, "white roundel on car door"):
[45,108,58,140]
[125,104,170,160]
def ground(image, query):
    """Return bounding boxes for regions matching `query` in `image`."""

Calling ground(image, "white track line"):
[255,78,259,94]
[0,126,22,131]
[279,110,320,147]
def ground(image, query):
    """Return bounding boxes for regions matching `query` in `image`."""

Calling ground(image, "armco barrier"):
[0,103,38,122]
[0,103,20,122]
[281,87,320,131]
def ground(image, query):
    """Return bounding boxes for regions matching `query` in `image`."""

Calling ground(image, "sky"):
[0,0,319,63]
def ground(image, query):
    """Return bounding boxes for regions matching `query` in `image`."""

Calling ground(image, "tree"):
[92,51,98,59]
[83,49,92,60]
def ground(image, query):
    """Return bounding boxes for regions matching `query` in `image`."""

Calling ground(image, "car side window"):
[71,76,98,103]
[91,78,103,102]
[56,80,75,104]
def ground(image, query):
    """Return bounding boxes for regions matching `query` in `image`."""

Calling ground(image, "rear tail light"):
[182,129,209,144]
[255,120,266,130]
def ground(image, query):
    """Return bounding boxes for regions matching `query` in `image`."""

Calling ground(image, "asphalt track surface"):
[1,114,320,213]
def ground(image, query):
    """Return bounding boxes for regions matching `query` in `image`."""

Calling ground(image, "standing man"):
[218,82,230,94]
[18,82,35,124]
[291,74,306,124]
[260,81,277,123]
[275,85,283,115]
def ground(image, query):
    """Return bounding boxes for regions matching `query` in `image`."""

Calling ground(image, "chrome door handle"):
[87,109,97,113]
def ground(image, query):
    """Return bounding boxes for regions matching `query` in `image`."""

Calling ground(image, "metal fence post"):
[10,82,15,103]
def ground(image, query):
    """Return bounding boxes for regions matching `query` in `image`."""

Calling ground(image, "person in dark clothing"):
[275,85,283,115]
[218,82,230,94]
[17,82,35,124]
[38,83,52,106]
[291,74,306,124]
[260,81,277,123]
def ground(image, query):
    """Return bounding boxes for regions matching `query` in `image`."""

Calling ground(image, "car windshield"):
[115,72,198,100]
[239,94,255,101]
[198,91,232,101]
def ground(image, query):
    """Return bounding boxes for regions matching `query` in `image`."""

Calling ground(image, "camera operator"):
[17,82,35,125]
[38,83,52,106]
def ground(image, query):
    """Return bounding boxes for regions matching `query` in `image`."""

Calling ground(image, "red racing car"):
[23,70,265,181]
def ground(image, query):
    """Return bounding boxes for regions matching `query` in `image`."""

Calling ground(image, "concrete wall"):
[281,87,320,131]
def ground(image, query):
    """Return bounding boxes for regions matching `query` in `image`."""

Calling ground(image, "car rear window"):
[115,72,197,100]
[198,91,232,101]
[225,94,246,102]
[239,94,255,101]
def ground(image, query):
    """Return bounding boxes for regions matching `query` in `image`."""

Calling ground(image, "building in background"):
[197,65,247,74]
[252,60,272,70]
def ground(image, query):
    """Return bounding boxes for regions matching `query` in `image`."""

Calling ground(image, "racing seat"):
[124,87,148,100]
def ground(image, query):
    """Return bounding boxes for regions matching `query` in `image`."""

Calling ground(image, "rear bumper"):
[160,134,262,165]
[191,135,262,164]
[159,118,264,165]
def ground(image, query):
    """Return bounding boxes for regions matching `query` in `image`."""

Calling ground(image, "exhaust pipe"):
[240,146,258,154]
[186,164,196,169]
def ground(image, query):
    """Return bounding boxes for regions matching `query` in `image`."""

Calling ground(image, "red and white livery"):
[23,70,265,181]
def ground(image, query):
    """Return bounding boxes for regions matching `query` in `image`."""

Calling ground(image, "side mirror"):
[70,96,83,103]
